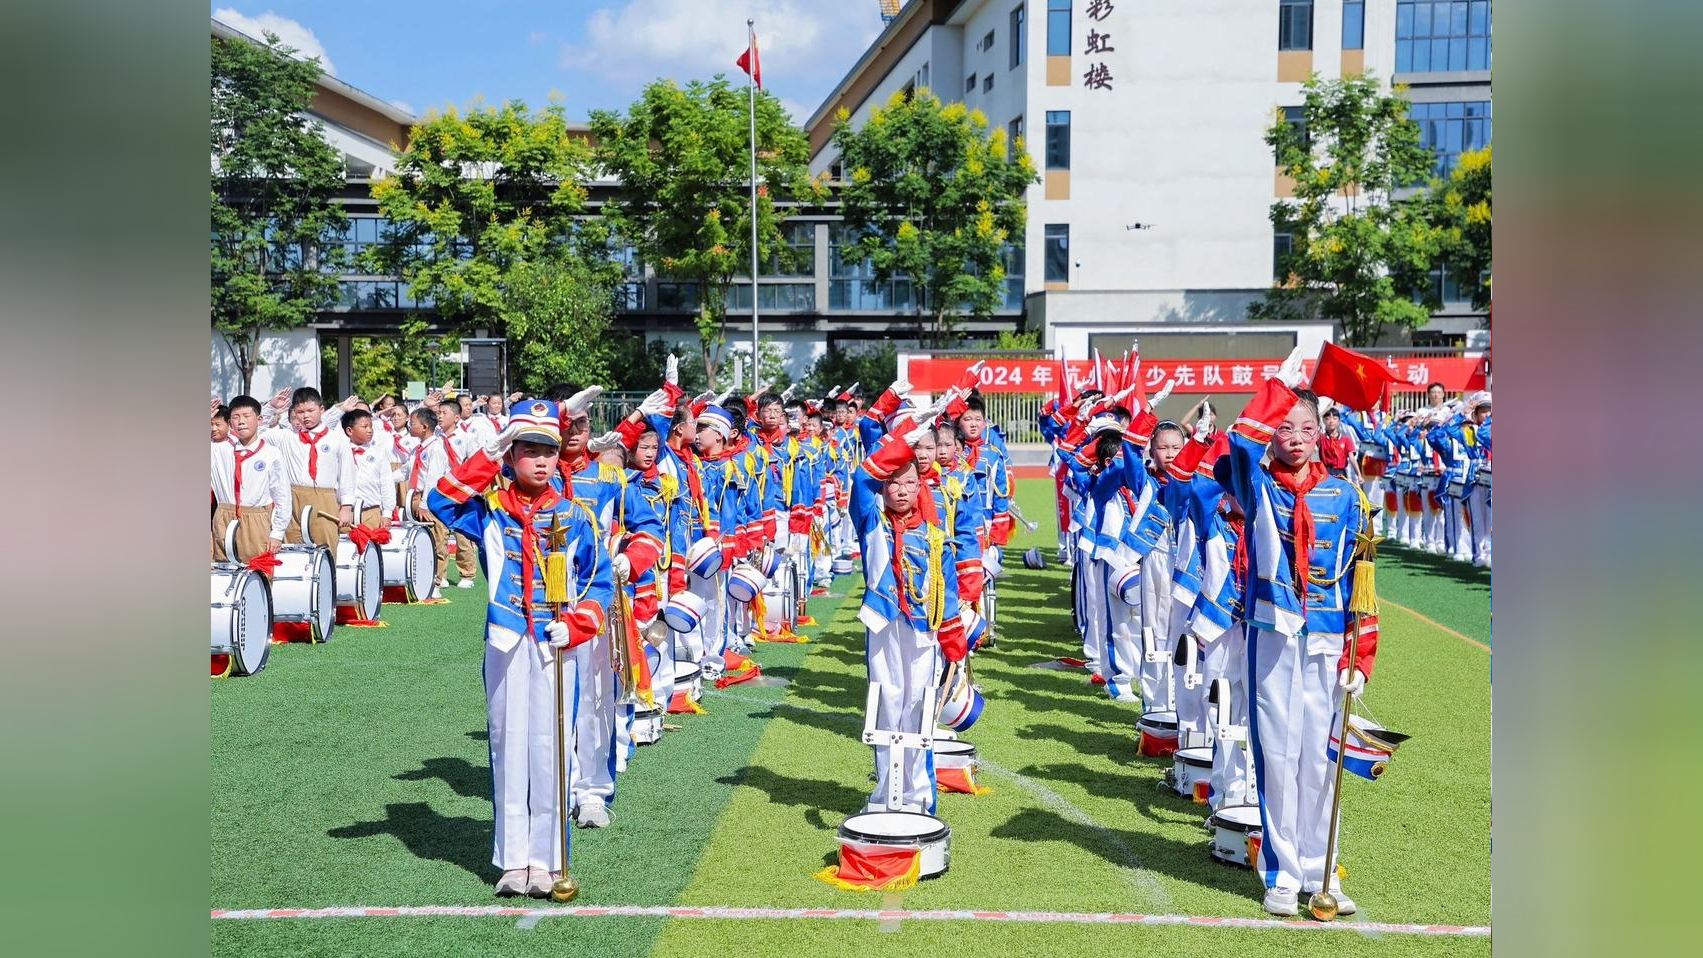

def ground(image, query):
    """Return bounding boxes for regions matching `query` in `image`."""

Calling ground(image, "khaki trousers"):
[286,485,342,548]
[213,503,275,563]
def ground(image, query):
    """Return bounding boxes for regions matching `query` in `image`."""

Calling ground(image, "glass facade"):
[828,225,917,311]
[1045,111,1070,170]
[1343,1,1365,49]
[1410,100,1491,177]
[1279,0,1314,51]
[1010,4,1025,69]
[1044,224,1069,283]
[1396,1,1491,74]
[1046,0,1070,56]
[727,283,817,312]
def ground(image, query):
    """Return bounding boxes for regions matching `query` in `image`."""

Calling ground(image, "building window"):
[1278,0,1314,52]
[1045,110,1070,170]
[656,282,701,311]
[1002,242,1025,309]
[1397,1,1491,73]
[1010,5,1026,69]
[982,29,996,52]
[829,225,917,311]
[966,73,977,94]
[983,74,994,93]
[1343,1,1365,50]
[1046,0,1070,56]
[917,62,930,89]
[764,221,817,277]
[1282,105,1308,150]
[1410,100,1491,177]
[1273,232,1294,281]
[1043,224,1069,282]
[1008,115,1024,151]
[1412,264,1486,307]
[727,283,817,312]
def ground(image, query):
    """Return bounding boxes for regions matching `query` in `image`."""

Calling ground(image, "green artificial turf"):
[213,480,1491,957]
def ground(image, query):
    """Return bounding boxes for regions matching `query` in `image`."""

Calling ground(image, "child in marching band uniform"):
[852,401,967,813]
[426,401,614,899]
[340,408,397,527]
[211,395,292,561]
[1223,349,1379,917]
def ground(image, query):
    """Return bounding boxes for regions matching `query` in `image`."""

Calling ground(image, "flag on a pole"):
[1310,342,1400,413]
[737,32,762,89]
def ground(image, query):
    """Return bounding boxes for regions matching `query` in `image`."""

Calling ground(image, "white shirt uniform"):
[349,440,399,516]
[261,423,358,507]
[464,414,501,447]
[211,435,292,540]
[404,435,451,505]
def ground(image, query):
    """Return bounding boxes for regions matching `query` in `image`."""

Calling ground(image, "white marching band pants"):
[866,619,939,815]
[571,629,617,810]
[484,636,577,871]
[1247,626,1345,893]
[1467,484,1492,565]
[1138,533,1175,712]
[1207,624,1255,810]
[689,569,728,676]
[1081,552,1108,677]
[1104,561,1142,698]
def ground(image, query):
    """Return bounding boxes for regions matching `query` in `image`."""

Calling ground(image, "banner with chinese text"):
[904,356,1487,395]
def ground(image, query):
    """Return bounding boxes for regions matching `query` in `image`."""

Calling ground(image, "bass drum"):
[211,565,273,676]
[273,544,336,642]
[334,538,384,621]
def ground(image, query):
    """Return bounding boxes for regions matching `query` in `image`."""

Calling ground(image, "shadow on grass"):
[1015,722,1134,763]
[716,764,870,817]
[328,801,492,881]
[990,806,1257,898]
[394,756,489,801]
[1382,543,1492,592]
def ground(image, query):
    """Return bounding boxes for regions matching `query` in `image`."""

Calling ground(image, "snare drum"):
[1138,709,1180,757]
[211,565,273,677]
[1170,746,1214,801]
[835,811,951,880]
[632,706,664,745]
[272,544,336,642]
[1358,439,1389,462]
[334,537,384,622]
[686,538,723,579]
[1113,563,1142,607]
[932,739,985,794]
[380,522,436,603]
[1209,803,1264,867]
[832,555,855,576]
[668,662,703,713]
[1473,465,1492,489]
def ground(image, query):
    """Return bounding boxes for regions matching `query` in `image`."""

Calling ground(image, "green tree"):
[994,329,1041,351]
[1254,75,1441,346]
[498,257,616,395]
[211,32,348,394]
[590,77,818,387]
[370,101,614,330]
[832,89,1037,348]
[1419,144,1492,310]
[799,342,898,400]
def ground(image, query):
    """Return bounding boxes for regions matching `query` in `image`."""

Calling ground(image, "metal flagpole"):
[747,18,760,381]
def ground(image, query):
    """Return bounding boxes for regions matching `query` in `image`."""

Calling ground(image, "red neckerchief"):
[442,430,462,468]
[964,435,984,468]
[233,438,264,506]
[557,450,594,499]
[758,425,786,449]
[886,507,924,615]
[409,437,436,491]
[1226,507,1249,593]
[1270,460,1329,613]
[497,483,561,624]
[298,427,328,480]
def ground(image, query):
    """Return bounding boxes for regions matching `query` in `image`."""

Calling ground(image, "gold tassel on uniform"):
[1348,484,1381,617]
[544,514,570,606]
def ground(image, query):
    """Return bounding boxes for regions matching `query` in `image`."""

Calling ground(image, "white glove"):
[1150,379,1176,408]
[1339,668,1367,698]
[665,354,679,387]
[1192,417,1212,441]
[637,387,672,418]
[612,553,631,585]
[588,430,626,454]
[826,384,841,400]
[781,383,798,401]
[712,387,735,406]
[1318,396,1336,415]
[887,376,913,399]
[545,620,571,648]
[901,416,935,447]
[486,419,523,458]
[1274,345,1308,389]
[843,381,860,398]
[563,385,604,416]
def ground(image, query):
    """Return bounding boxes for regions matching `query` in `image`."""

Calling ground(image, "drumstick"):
[935,660,959,716]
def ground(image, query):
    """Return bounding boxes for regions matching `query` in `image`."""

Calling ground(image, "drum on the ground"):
[832,554,855,576]
[1209,803,1264,867]
[380,522,436,602]
[1169,745,1214,802]
[334,537,384,621]
[1138,709,1180,757]
[632,706,664,744]
[211,564,272,677]
[674,661,703,703]
[273,544,336,641]
[836,811,951,879]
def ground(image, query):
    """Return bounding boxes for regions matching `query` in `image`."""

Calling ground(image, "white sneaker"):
[458,578,477,588]
[1111,690,1141,703]
[525,866,553,898]
[1303,887,1357,916]
[575,803,611,829]
[1263,887,1299,916]
[494,868,528,897]
[436,579,449,589]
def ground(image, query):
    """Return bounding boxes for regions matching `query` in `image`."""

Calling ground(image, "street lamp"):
[427,338,440,386]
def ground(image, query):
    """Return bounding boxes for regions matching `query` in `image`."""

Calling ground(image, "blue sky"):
[211,2,888,125]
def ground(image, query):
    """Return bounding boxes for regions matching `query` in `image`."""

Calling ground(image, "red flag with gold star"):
[1310,342,1398,412]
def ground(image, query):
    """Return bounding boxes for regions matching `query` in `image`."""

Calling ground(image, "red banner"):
[905,355,1487,395]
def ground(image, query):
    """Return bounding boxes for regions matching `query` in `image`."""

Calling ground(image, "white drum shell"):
[632,707,664,744]
[335,539,384,620]
[1209,804,1264,867]
[211,566,273,676]
[838,812,951,878]
[272,545,335,639]
[1170,746,1214,797]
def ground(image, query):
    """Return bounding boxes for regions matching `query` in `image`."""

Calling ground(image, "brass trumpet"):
[608,566,643,707]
